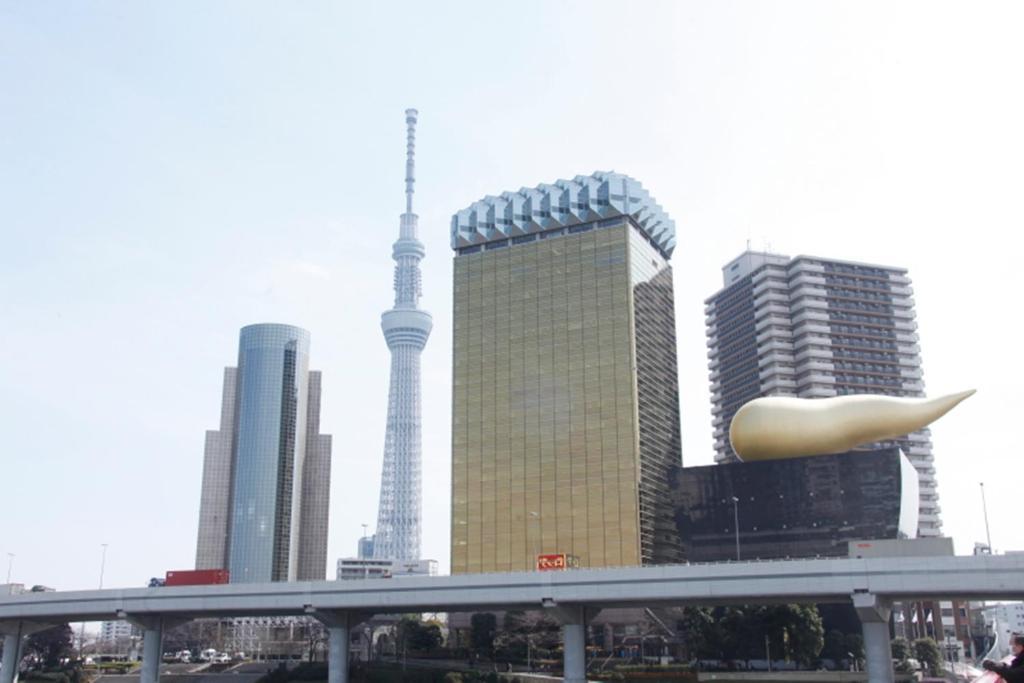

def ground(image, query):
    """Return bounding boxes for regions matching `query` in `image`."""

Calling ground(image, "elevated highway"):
[3,555,1022,683]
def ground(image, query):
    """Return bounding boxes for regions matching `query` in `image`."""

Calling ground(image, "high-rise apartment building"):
[100,620,138,644]
[450,171,683,574]
[705,251,940,536]
[195,323,332,582]
[372,109,432,561]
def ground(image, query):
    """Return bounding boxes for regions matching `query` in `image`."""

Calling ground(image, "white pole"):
[980,483,993,553]
[731,497,741,561]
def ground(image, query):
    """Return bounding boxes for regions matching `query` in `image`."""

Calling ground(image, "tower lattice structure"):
[373,109,431,560]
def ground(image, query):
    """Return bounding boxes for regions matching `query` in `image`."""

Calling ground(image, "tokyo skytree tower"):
[373,109,432,560]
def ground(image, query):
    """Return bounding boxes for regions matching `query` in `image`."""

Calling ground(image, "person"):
[983,634,1024,682]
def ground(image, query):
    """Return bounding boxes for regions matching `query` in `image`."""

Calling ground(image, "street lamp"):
[99,544,108,589]
[980,483,993,553]
[529,511,540,570]
[731,497,741,561]
[5,553,13,584]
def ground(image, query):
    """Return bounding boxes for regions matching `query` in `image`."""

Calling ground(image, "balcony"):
[792,334,832,351]
[790,260,826,273]
[794,346,833,363]
[759,352,795,369]
[762,376,797,392]
[798,360,835,375]
[791,320,831,336]
[788,284,828,300]
[791,310,830,326]
[760,338,793,354]
[756,327,793,345]
[799,386,836,398]
[754,290,789,306]
[796,370,837,385]
[752,277,786,298]
[755,314,790,332]
[790,296,829,311]
[755,303,791,320]
[789,273,827,289]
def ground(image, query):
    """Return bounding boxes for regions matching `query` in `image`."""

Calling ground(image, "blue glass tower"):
[196,323,333,583]
[228,324,310,583]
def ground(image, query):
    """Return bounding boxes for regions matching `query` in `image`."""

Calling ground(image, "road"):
[94,673,266,683]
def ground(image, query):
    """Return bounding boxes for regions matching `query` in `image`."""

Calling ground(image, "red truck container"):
[164,569,229,586]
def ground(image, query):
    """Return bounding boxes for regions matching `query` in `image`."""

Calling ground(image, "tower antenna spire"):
[374,108,431,562]
[405,108,417,215]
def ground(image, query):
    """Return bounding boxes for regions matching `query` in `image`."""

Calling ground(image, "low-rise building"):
[335,558,437,580]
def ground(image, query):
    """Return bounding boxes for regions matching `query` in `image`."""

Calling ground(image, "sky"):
[2,1,1023,592]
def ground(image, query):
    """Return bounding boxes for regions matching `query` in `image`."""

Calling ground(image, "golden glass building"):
[450,172,683,574]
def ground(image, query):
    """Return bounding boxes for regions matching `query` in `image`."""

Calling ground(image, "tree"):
[912,637,942,675]
[470,613,497,659]
[397,617,442,654]
[25,624,74,668]
[821,629,847,666]
[891,637,913,672]
[677,607,718,660]
[306,619,327,662]
[844,633,864,668]
[696,602,823,667]
[493,611,560,661]
[762,604,824,667]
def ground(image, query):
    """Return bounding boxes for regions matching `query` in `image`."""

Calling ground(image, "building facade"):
[195,323,332,582]
[373,109,432,561]
[99,620,138,644]
[992,603,1024,638]
[450,171,683,574]
[671,448,919,563]
[705,251,940,537]
[336,557,438,580]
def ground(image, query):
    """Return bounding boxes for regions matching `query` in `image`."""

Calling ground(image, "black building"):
[671,447,918,563]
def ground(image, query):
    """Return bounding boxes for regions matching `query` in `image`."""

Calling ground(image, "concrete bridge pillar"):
[854,593,894,683]
[139,621,164,683]
[1,620,54,683]
[123,614,187,683]
[2,631,23,683]
[310,609,370,683]
[546,604,600,683]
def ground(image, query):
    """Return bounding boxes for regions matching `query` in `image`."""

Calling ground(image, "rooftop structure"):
[451,171,675,258]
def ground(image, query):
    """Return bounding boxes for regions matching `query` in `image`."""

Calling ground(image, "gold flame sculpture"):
[729,390,975,462]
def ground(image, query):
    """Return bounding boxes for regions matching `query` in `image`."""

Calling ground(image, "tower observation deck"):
[374,109,431,560]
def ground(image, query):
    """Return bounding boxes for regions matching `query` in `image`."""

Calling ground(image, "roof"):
[450,171,676,258]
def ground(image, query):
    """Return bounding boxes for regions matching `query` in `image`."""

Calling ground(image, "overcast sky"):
[2,2,1022,592]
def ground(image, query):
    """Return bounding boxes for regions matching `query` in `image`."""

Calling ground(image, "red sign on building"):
[536,554,580,571]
